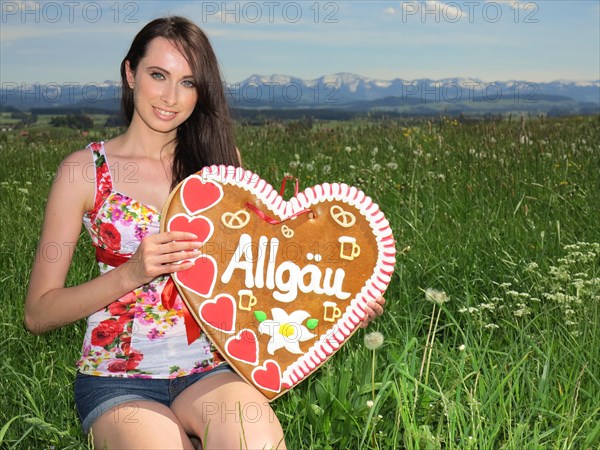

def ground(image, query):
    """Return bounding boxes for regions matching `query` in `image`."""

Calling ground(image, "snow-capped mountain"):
[1,73,598,114]
[226,73,600,106]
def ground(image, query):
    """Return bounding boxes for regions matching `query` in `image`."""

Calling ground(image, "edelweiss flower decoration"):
[258,308,316,355]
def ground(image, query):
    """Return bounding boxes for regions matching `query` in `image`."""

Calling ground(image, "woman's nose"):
[160,83,178,106]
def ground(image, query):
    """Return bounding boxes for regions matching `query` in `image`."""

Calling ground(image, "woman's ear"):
[125,60,135,89]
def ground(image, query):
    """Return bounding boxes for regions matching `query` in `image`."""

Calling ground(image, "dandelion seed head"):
[425,288,449,305]
[364,331,384,350]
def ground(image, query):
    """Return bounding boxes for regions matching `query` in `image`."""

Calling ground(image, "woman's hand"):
[360,295,386,328]
[124,231,205,286]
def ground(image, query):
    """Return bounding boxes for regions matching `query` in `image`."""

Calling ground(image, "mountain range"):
[2,73,599,116]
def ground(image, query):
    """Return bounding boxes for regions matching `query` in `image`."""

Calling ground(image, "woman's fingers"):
[360,295,386,328]
[126,232,209,284]
[153,231,199,244]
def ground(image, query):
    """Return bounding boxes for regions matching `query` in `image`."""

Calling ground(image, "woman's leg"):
[90,400,196,449]
[171,371,287,449]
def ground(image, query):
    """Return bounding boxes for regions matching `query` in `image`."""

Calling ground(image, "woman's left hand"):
[360,295,386,328]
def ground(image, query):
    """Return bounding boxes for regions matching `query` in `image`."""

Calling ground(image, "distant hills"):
[1,73,598,117]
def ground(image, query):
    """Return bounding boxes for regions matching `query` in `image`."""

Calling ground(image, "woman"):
[24,16,384,449]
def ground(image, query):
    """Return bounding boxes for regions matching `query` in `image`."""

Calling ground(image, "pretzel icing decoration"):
[161,166,396,400]
[221,210,250,229]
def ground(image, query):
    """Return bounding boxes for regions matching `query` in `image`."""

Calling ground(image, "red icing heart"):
[167,214,213,243]
[174,255,217,299]
[180,176,223,215]
[225,329,259,365]
[198,294,236,333]
[252,360,282,393]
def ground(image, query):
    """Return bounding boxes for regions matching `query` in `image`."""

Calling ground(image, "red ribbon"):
[94,246,201,345]
[245,175,315,224]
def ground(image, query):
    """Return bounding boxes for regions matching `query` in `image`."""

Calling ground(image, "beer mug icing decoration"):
[161,166,396,400]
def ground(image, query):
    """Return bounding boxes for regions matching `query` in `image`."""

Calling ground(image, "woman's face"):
[125,37,198,136]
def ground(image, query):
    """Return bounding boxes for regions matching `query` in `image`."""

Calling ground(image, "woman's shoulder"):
[53,143,104,209]
[60,141,103,163]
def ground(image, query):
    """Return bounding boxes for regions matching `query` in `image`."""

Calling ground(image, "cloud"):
[0,22,136,49]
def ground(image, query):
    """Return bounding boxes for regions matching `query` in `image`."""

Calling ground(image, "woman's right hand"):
[124,231,205,286]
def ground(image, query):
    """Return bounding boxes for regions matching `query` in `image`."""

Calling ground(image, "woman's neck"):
[118,115,177,160]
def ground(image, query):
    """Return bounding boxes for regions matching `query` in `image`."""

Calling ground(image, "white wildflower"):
[425,288,449,305]
[364,331,384,350]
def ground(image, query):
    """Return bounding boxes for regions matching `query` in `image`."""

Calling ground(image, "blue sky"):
[1,1,599,84]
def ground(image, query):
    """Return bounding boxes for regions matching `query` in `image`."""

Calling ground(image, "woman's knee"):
[202,400,286,449]
[90,400,195,449]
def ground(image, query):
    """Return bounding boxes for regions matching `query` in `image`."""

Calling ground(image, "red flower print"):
[126,350,144,371]
[99,222,121,250]
[120,336,131,355]
[91,319,124,348]
[109,300,134,316]
[117,311,135,324]
[108,359,127,373]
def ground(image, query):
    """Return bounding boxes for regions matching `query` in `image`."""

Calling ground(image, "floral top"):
[77,142,224,378]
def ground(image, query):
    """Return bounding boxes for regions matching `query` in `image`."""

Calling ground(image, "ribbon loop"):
[279,175,300,197]
[245,175,315,225]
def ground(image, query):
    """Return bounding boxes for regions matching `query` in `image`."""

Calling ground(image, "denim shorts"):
[74,364,234,433]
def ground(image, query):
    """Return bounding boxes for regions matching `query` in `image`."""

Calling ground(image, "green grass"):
[1,115,599,449]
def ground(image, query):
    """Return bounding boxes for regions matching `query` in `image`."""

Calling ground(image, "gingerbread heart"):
[161,167,396,400]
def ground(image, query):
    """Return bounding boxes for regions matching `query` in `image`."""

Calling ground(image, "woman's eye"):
[182,80,195,88]
[151,72,165,80]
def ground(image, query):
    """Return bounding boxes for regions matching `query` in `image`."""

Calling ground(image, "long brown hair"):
[120,16,239,189]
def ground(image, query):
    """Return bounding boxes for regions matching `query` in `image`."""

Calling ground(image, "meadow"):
[1,114,599,449]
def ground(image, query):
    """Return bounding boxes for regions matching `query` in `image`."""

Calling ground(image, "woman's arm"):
[24,150,203,334]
